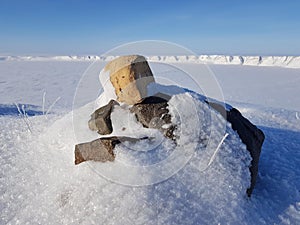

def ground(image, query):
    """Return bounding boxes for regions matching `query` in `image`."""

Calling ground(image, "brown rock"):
[75,136,151,165]
[130,96,176,140]
[74,137,117,165]
[88,100,119,135]
[105,55,155,105]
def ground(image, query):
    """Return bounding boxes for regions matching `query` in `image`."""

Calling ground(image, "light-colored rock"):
[104,55,155,105]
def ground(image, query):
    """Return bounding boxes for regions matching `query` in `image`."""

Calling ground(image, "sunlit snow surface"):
[0,61,300,224]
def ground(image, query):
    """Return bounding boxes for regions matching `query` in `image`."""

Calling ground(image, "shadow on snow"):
[250,126,300,224]
[0,104,44,116]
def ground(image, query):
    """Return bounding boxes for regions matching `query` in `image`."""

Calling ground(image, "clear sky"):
[1,0,300,55]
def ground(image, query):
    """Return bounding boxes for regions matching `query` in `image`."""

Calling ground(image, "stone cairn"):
[74,55,264,196]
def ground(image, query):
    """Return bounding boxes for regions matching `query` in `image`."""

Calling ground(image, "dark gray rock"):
[88,100,119,135]
[207,101,265,196]
[130,96,176,140]
[75,136,150,165]
[227,108,265,196]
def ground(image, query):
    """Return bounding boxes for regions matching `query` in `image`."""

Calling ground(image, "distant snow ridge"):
[147,55,300,68]
[1,55,300,68]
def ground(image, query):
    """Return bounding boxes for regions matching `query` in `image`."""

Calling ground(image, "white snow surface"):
[0,60,300,224]
[1,55,300,68]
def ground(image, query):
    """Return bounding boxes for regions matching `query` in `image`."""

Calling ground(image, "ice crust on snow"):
[2,55,300,68]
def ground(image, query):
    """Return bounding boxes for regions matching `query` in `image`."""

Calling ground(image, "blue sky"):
[1,0,300,55]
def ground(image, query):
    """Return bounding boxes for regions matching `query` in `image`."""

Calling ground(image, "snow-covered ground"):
[0,59,300,224]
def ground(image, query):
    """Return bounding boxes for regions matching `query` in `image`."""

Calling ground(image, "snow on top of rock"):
[3,92,250,224]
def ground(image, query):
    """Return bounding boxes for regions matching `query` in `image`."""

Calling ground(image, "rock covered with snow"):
[208,101,265,196]
[77,55,265,196]
[226,108,265,196]
[130,95,176,140]
[32,94,254,223]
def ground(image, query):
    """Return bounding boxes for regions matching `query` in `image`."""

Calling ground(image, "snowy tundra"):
[0,57,299,224]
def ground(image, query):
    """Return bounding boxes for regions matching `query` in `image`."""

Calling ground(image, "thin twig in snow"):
[21,104,33,128]
[42,91,46,115]
[45,96,61,116]
[14,103,32,133]
[207,133,229,167]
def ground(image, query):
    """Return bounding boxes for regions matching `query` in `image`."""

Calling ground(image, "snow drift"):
[0,91,253,224]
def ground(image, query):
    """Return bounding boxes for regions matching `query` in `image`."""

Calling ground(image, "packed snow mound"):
[1,92,253,224]
[2,55,300,68]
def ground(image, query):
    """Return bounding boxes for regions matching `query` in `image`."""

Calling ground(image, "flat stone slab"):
[75,136,150,165]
